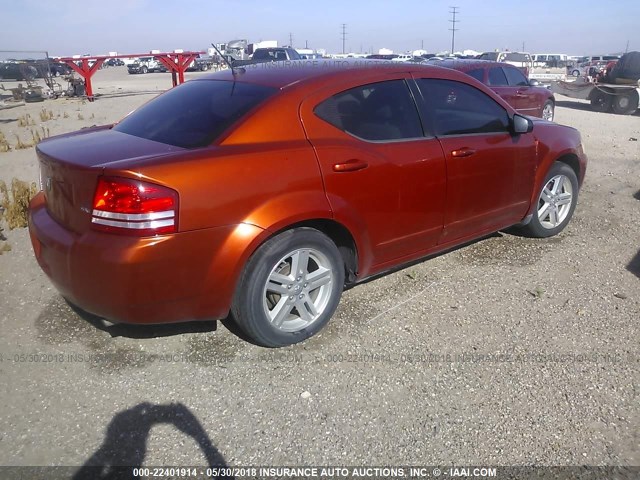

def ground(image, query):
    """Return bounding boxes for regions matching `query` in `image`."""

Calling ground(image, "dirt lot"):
[0,67,638,471]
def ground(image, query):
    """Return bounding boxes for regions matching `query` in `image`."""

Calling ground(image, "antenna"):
[449,6,459,55]
[341,23,347,54]
[211,43,244,76]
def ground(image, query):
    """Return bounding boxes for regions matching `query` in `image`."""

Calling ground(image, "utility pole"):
[522,41,525,52]
[341,23,347,54]
[289,32,294,48]
[449,7,459,55]
[625,40,629,53]
[305,40,308,49]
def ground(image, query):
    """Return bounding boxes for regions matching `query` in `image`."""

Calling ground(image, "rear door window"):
[114,80,277,148]
[314,80,424,141]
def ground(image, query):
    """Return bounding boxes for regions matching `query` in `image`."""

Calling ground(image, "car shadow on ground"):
[628,250,640,279]
[633,189,640,201]
[73,402,231,480]
[555,100,594,112]
[67,301,218,339]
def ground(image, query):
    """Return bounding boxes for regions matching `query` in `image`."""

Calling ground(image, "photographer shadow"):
[73,402,231,480]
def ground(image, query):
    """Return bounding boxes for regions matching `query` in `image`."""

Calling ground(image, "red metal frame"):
[57,51,205,100]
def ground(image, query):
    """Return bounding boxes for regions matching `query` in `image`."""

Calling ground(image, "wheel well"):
[277,219,358,283]
[556,154,580,180]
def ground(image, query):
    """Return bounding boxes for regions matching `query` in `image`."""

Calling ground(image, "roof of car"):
[437,59,513,71]
[201,59,450,89]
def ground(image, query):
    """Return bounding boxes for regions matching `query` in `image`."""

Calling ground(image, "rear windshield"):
[114,80,277,148]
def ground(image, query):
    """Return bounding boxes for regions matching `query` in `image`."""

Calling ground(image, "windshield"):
[114,80,277,148]
[478,52,499,61]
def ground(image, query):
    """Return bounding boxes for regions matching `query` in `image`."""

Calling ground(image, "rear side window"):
[466,69,484,82]
[114,80,276,148]
[487,67,508,86]
[314,80,423,141]
[417,79,510,136]
[503,67,529,86]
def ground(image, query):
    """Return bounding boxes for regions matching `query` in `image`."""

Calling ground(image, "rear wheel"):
[232,228,345,347]
[571,69,580,77]
[590,90,612,112]
[611,91,639,115]
[519,162,579,238]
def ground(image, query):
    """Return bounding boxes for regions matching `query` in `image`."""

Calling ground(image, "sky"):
[0,0,638,58]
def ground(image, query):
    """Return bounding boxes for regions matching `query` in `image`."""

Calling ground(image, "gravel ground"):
[0,69,638,472]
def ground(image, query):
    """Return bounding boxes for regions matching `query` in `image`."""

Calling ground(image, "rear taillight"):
[91,176,178,236]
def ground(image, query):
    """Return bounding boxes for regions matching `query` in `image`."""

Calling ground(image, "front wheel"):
[541,100,554,121]
[231,228,345,347]
[590,90,612,112]
[519,162,579,238]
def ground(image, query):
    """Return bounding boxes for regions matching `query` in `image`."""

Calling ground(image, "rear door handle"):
[333,159,369,172]
[451,148,476,158]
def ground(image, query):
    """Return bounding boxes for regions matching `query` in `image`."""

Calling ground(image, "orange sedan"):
[29,60,587,347]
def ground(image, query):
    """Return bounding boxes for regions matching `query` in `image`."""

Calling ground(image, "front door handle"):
[451,148,476,158]
[333,159,369,172]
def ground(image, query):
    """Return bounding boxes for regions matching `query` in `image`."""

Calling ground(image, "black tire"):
[590,90,612,112]
[519,162,579,238]
[571,69,580,77]
[231,228,345,347]
[141,66,148,74]
[611,90,639,115]
[541,100,554,121]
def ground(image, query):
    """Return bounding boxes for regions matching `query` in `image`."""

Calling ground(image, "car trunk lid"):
[37,126,182,234]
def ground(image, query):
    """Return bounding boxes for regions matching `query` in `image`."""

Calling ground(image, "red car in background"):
[440,59,556,121]
[29,60,586,347]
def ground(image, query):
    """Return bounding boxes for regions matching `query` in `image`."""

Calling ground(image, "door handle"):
[333,159,369,172]
[451,148,476,158]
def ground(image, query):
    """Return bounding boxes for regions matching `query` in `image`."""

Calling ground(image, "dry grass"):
[17,114,36,127]
[77,113,84,120]
[0,131,10,152]
[0,178,38,230]
[14,135,32,150]
[39,108,54,122]
[63,111,69,118]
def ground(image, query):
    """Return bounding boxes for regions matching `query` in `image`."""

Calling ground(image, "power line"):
[341,24,347,54]
[449,6,459,54]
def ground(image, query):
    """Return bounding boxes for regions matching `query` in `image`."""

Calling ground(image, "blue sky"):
[1,0,638,57]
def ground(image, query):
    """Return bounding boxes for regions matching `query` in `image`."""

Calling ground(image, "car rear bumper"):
[28,193,261,324]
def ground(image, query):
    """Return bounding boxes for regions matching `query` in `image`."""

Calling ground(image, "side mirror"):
[528,78,540,86]
[512,114,534,134]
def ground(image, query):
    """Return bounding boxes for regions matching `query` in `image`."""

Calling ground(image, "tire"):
[519,162,579,238]
[571,69,580,77]
[541,100,554,121]
[231,228,345,347]
[141,66,148,74]
[611,90,639,115]
[590,90,612,113]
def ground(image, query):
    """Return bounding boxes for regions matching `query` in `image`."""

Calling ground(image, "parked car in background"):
[478,51,534,76]
[0,62,38,80]
[440,59,556,121]
[568,60,612,77]
[532,54,569,68]
[127,57,161,74]
[105,58,125,67]
[28,60,586,347]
